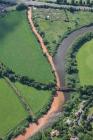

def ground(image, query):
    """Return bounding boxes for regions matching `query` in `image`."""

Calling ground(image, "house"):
[70,136,79,140]
[50,129,60,137]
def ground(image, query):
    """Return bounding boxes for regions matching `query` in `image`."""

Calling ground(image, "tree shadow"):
[0,11,22,40]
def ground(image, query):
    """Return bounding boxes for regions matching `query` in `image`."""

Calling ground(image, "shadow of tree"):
[0,11,21,40]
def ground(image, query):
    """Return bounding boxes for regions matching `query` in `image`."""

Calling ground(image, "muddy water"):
[54,26,93,88]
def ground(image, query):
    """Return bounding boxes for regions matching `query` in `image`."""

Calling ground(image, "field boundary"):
[4,77,34,117]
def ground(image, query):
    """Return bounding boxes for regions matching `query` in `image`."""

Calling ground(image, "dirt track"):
[14,7,64,140]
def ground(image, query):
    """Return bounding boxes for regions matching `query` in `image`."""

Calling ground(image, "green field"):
[15,82,52,114]
[0,79,27,137]
[76,39,93,85]
[33,8,93,54]
[0,10,54,84]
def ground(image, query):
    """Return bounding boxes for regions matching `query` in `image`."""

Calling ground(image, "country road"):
[21,0,93,11]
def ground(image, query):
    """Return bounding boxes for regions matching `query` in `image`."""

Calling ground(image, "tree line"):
[57,0,93,6]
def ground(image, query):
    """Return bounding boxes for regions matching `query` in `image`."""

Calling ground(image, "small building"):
[75,108,83,117]
[65,118,73,126]
[87,114,93,122]
[45,15,50,20]
[50,129,60,137]
[70,136,79,140]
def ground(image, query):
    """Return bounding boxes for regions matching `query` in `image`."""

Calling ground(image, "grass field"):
[76,39,93,85]
[15,82,52,114]
[0,10,54,84]
[0,79,27,137]
[33,8,93,54]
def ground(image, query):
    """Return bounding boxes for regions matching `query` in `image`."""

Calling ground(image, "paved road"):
[23,0,93,11]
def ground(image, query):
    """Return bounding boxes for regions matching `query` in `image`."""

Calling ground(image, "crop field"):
[76,39,93,86]
[33,8,93,54]
[0,10,54,84]
[0,79,27,137]
[15,82,52,114]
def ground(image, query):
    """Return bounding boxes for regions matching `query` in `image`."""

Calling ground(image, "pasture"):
[33,8,93,54]
[0,10,54,84]
[76,39,93,85]
[15,82,52,114]
[0,79,27,137]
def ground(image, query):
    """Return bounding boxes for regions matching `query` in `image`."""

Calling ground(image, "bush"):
[16,3,27,11]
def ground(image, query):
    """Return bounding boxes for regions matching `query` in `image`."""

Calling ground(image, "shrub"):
[16,3,27,11]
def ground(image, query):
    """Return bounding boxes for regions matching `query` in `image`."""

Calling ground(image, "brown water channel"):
[54,26,93,88]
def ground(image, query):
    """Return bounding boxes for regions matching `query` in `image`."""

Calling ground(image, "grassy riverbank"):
[33,8,93,55]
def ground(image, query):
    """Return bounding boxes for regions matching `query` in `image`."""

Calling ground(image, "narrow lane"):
[24,0,93,11]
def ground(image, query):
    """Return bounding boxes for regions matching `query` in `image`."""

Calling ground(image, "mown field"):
[15,82,52,114]
[33,8,93,55]
[0,79,27,137]
[0,10,54,84]
[76,39,93,85]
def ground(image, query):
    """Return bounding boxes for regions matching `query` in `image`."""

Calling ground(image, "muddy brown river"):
[54,25,93,88]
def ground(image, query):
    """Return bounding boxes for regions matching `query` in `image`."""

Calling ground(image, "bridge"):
[57,87,77,92]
